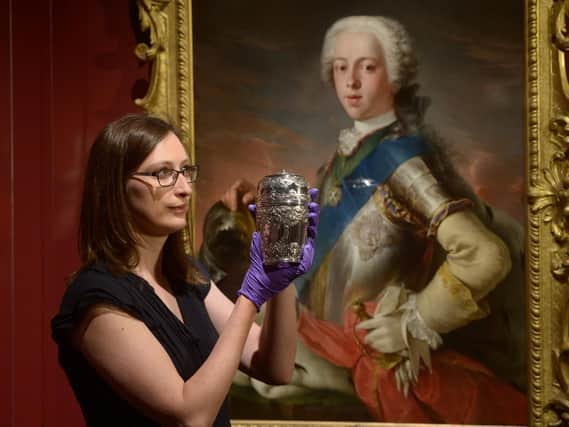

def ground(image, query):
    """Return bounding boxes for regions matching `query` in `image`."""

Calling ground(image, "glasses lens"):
[157,169,176,187]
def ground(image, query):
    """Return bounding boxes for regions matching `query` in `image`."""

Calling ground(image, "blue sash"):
[296,134,430,294]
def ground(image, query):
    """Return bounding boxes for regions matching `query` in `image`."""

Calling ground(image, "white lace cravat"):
[337,111,398,156]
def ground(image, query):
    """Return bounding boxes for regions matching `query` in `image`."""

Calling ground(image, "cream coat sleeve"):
[415,210,511,333]
[388,156,512,334]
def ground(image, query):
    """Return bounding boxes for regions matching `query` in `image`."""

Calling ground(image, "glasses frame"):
[131,164,199,187]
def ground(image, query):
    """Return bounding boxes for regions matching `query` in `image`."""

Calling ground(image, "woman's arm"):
[205,280,297,385]
[73,296,258,427]
[209,186,318,382]
[250,284,297,382]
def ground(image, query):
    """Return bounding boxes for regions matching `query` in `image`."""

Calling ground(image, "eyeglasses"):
[131,165,199,187]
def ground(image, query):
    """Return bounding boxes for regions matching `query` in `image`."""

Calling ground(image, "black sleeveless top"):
[51,262,230,426]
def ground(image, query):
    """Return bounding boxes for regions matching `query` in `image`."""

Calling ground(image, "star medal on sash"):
[327,185,342,206]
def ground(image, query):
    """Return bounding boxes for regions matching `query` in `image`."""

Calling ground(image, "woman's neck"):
[133,234,168,286]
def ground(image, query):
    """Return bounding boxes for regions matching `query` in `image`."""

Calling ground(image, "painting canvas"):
[188,0,526,423]
[134,0,569,426]
[191,0,524,244]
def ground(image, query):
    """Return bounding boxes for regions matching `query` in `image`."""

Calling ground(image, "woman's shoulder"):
[69,261,120,286]
[57,262,148,324]
[64,262,135,302]
[52,262,143,345]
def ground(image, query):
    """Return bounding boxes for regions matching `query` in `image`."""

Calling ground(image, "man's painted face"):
[332,31,394,121]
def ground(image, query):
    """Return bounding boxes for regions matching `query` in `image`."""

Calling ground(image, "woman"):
[51,113,318,427]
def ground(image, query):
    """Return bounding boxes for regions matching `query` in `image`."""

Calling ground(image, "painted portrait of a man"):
[192,0,526,423]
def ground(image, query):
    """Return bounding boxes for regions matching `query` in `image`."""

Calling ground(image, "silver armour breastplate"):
[321,197,415,323]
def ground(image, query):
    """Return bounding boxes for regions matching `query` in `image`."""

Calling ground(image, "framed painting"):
[132,0,569,425]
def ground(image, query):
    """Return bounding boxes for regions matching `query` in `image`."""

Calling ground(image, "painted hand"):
[356,311,406,354]
[220,178,256,211]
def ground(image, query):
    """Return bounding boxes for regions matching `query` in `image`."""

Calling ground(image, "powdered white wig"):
[321,16,418,92]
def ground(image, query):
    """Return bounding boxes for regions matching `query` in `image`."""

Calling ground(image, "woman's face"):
[332,31,394,121]
[126,132,193,237]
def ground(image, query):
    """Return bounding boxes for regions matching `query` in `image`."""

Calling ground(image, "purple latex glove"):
[237,188,319,311]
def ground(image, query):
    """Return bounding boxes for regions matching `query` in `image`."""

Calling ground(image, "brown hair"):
[78,113,206,284]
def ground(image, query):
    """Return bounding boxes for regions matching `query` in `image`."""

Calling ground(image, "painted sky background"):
[192,0,524,245]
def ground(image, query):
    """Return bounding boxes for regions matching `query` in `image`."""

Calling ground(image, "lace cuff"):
[400,293,442,350]
[390,290,443,395]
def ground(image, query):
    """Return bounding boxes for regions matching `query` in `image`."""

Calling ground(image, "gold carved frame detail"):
[134,0,196,248]
[135,0,569,426]
[531,2,569,426]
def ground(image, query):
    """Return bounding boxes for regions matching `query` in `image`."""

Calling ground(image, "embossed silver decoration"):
[256,171,309,265]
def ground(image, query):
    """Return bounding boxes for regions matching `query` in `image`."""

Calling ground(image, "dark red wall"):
[1,1,149,425]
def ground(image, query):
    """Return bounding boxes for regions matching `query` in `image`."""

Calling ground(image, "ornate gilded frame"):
[133,0,196,247]
[133,0,569,426]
